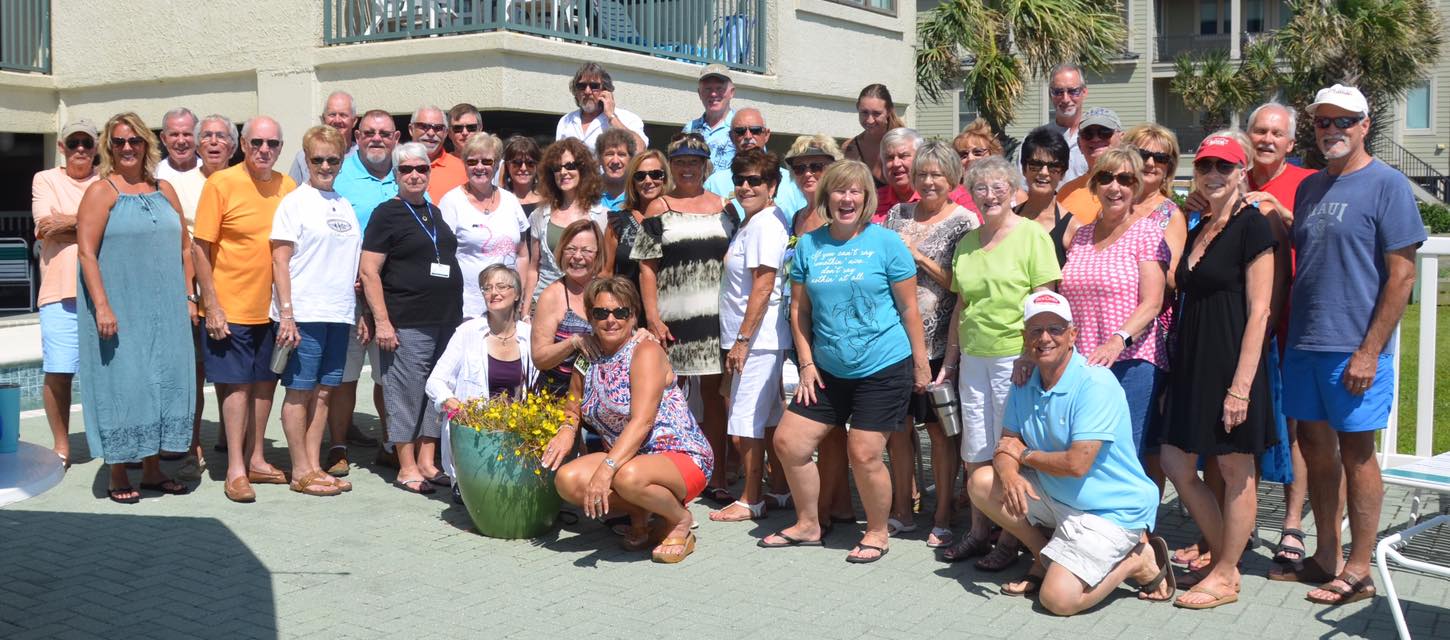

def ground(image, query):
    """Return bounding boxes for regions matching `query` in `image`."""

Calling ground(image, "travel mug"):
[927,381,961,437]
[270,343,294,375]
[0,383,20,454]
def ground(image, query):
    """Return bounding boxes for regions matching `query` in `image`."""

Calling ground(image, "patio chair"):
[594,0,646,45]
[1375,453,1450,639]
[0,238,35,312]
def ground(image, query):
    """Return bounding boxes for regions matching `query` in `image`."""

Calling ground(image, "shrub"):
[1421,201,1450,234]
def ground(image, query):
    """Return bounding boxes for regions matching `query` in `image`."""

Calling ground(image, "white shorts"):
[1022,473,1143,587]
[342,332,381,384]
[959,353,1017,463]
[727,350,785,439]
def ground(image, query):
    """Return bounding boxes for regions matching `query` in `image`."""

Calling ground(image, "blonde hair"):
[99,112,161,182]
[1088,147,1146,201]
[460,132,503,162]
[301,125,346,158]
[623,150,670,212]
[1122,124,1180,198]
[785,134,843,162]
[478,264,523,321]
[1191,128,1254,195]
[812,160,877,228]
[953,118,1003,157]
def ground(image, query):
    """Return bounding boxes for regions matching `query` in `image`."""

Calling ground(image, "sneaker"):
[325,447,350,477]
[346,423,379,447]
[374,446,399,470]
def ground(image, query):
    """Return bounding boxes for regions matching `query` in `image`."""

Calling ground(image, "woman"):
[603,150,668,291]
[841,84,905,189]
[532,219,606,398]
[359,142,464,495]
[711,149,793,522]
[1059,148,1170,456]
[937,157,1061,580]
[270,125,362,497]
[75,112,195,503]
[632,133,736,504]
[1015,126,1078,266]
[875,128,975,221]
[1124,124,1188,289]
[524,138,608,310]
[542,277,714,564]
[759,160,930,564]
[784,135,843,236]
[1159,135,1277,610]
[439,133,531,321]
[952,118,1003,174]
[880,140,979,546]
[503,135,544,216]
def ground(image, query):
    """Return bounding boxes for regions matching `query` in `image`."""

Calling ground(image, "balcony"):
[0,0,50,74]
[1154,30,1277,63]
[322,0,765,72]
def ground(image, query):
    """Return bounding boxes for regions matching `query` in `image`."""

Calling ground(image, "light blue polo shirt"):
[333,150,398,228]
[683,109,735,173]
[1003,352,1159,531]
[704,166,809,220]
[600,190,626,212]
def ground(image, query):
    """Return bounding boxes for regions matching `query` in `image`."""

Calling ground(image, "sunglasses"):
[1024,159,1066,173]
[1080,127,1115,141]
[1313,115,1365,130]
[1048,86,1086,98]
[1193,158,1240,175]
[110,136,145,149]
[633,169,666,182]
[309,156,342,167]
[508,158,538,168]
[732,174,767,187]
[1136,148,1172,164]
[731,126,766,137]
[411,123,446,134]
[552,161,581,173]
[589,306,633,321]
[397,164,430,175]
[248,138,281,150]
[481,283,516,293]
[1025,324,1071,337]
[574,81,604,91]
[1091,171,1137,187]
[957,147,989,159]
[452,124,480,133]
[464,158,496,167]
[65,137,95,151]
[790,161,829,175]
[359,129,396,139]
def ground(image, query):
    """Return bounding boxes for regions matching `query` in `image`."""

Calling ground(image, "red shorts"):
[660,451,707,503]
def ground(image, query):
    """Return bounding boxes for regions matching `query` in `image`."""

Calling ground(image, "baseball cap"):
[1023,291,1073,325]
[699,64,732,84]
[785,145,833,161]
[61,119,99,141]
[1195,135,1247,165]
[1079,107,1122,132]
[1307,84,1369,116]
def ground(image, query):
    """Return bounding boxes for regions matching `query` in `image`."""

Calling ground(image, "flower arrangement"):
[449,390,569,473]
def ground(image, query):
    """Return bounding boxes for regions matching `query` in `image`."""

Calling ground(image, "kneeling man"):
[969,292,1174,614]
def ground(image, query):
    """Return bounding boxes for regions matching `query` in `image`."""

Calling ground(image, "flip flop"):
[845,543,889,564]
[709,500,765,522]
[138,479,190,495]
[426,473,452,487]
[107,487,140,504]
[394,479,435,495]
[1001,573,1043,597]
[1306,573,1376,606]
[1139,536,1177,603]
[1269,556,1336,584]
[1175,584,1238,610]
[757,530,824,548]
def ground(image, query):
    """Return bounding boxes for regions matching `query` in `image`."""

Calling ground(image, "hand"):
[630,328,659,345]
[583,463,614,519]
[599,90,617,119]
[1182,191,1210,214]
[794,363,825,406]
[647,318,674,345]
[932,360,956,386]
[725,342,749,374]
[999,469,1039,519]
[540,428,576,471]
[1341,349,1378,396]
[276,318,301,348]
[996,437,1026,462]
[95,304,118,339]
[355,317,371,344]
[1222,390,1249,432]
[204,306,230,341]
[374,320,399,351]
[1244,191,1286,221]
[1011,358,1036,386]
[443,398,463,415]
[912,358,930,393]
[573,334,601,360]
[188,300,198,326]
[1086,337,1125,367]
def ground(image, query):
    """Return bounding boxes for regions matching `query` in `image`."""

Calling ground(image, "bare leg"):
[964,460,995,542]
[762,412,832,543]
[190,359,205,461]
[42,373,73,460]
[712,436,764,513]
[395,440,425,485]
[308,387,333,476]
[1161,445,1223,556]
[924,421,958,531]
[967,465,1049,553]
[107,464,137,499]
[887,427,915,526]
[817,428,851,520]
[279,389,317,477]
[1038,533,1168,616]
[846,429,892,560]
[1280,419,1309,550]
[217,383,252,482]
[1177,452,1255,606]
[247,381,280,473]
[1277,419,1345,579]
[373,381,388,432]
[1306,431,1382,601]
[763,426,789,495]
[328,380,356,447]
[698,374,729,491]
[416,437,441,479]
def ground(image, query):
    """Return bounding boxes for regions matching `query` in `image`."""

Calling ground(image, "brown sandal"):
[975,541,1024,572]
[1306,573,1376,606]
[290,470,342,497]
[651,532,697,563]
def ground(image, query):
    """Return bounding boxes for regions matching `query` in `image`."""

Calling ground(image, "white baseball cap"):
[1308,84,1370,116]
[1023,291,1073,325]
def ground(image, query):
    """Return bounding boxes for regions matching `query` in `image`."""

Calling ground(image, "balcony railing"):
[0,0,50,74]
[1372,135,1450,203]
[1154,31,1273,63]
[323,0,765,73]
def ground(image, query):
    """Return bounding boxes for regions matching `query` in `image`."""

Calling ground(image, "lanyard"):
[401,199,440,261]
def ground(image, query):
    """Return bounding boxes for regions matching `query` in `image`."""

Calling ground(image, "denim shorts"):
[1282,347,1394,433]
[39,299,79,374]
[281,322,352,391]
[204,322,278,384]
[1110,358,1164,455]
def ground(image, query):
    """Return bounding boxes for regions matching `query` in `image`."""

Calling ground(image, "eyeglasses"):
[411,123,446,134]
[464,158,496,168]
[309,156,342,167]
[481,283,516,293]
[574,81,604,91]
[1048,86,1086,98]
[562,246,597,257]
[508,158,537,168]
[452,124,480,133]
[110,136,145,149]
[957,147,989,159]
[732,174,767,187]
[1135,148,1173,165]
[1024,159,1066,173]
[1313,115,1365,130]
[589,306,633,321]
[633,169,666,182]
[552,161,581,173]
[359,129,396,139]
[731,126,766,137]
[65,137,95,151]
[200,131,232,142]
[1091,171,1137,187]
[248,138,281,150]
[1193,158,1240,175]
[970,183,1012,197]
[1025,324,1071,337]
[790,161,829,175]
[397,164,430,175]
[1080,127,1115,141]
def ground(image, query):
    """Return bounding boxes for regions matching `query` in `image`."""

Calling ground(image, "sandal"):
[974,541,1023,572]
[651,532,696,564]
[394,478,435,495]
[290,470,342,497]
[1273,528,1307,565]
[940,532,992,562]
[1175,584,1238,609]
[1139,536,1177,603]
[323,475,353,492]
[887,517,917,537]
[1269,556,1336,584]
[1001,573,1043,597]
[926,527,954,549]
[701,486,734,506]
[1306,572,1376,606]
[621,520,666,551]
[139,478,190,495]
[763,491,792,509]
[107,486,140,504]
[709,500,765,522]
[758,529,824,548]
[846,543,889,564]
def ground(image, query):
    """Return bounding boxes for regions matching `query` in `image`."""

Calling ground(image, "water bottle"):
[927,381,962,437]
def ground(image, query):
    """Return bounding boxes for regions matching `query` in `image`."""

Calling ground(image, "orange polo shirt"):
[428,152,467,203]
[193,164,296,324]
[1056,174,1100,224]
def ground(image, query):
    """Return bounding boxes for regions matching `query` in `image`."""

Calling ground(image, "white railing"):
[1382,235,1450,468]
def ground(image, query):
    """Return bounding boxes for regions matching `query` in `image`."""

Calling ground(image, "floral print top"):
[580,338,714,479]
[881,203,980,359]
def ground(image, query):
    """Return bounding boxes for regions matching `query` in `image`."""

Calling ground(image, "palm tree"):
[1169,39,1280,136]
[916,0,1127,134]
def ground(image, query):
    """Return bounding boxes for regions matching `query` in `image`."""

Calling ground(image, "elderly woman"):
[710,149,793,522]
[603,150,668,290]
[880,140,980,545]
[75,112,196,503]
[937,157,1061,575]
[269,125,361,497]
[1059,148,1170,457]
[503,135,544,216]
[543,277,714,564]
[953,118,1004,174]
[1159,134,1279,610]
[524,138,608,311]
[841,84,906,189]
[532,219,607,399]
[784,135,841,235]
[1015,126,1078,266]
[875,128,976,222]
[759,160,930,564]
[633,133,737,504]
[439,133,531,321]
[359,141,464,495]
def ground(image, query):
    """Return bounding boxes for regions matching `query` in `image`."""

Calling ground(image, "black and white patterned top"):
[631,203,738,376]
[882,203,980,359]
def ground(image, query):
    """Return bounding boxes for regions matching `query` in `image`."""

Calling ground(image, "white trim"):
[1401,79,1435,133]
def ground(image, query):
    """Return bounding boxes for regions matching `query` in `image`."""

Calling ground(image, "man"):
[411,105,465,202]
[702,108,807,218]
[1054,106,1123,223]
[447,103,483,161]
[970,292,1173,615]
[555,62,648,151]
[1041,64,1091,184]
[596,128,637,212]
[1271,84,1426,606]
[193,115,297,503]
[682,64,736,172]
[154,108,206,233]
[288,91,358,185]
[197,114,239,179]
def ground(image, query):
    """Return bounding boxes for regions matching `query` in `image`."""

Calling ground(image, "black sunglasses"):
[397,164,430,175]
[1193,159,1240,175]
[464,158,495,167]
[248,138,282,150]
[1091,171,1137,187]
[1313,115,1365,130]
[1135,148,1173,164]
[65,137,95,151]
[1024,159,1066,173]
[574,81,604,91]
[508,158,537,167]
[552,161,581,173]
[1048,86,1085,98]
[732,174,767,187]
[309,156,342,167]
[452,124,480,133]
[110,136,144,149]
[1080,127,1115,141]
[731,126,766,137]
[790,161,828,175]
[633,169,666,182]
[589,306,633,321]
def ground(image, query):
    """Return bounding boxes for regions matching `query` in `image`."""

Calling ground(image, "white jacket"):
[425,318,539,409]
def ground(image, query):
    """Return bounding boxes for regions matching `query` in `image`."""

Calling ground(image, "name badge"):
[573,353,591,375]
[430,262,451,278]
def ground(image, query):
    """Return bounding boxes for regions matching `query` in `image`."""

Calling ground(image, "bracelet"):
[559,423,578,432]
[1226,388,1250,401]
[799,362,815,370]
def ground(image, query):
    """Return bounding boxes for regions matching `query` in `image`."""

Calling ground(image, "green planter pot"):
[449,423,561,539]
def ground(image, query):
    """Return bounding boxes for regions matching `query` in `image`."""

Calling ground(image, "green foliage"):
[1169,48,1268,135]
[1420,201,1450,234]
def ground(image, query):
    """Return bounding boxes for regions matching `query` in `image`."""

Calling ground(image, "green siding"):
[915,93,958,140]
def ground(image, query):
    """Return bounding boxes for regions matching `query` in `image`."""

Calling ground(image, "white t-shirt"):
[555,107,649,148]
[155,160,205,234]
[719,205,792,351]
[268,184,363,324]
[438,185,530,319]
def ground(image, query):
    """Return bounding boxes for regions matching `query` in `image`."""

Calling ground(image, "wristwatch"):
[186,294,200,303]
[735,333,750,345]
[1018,448,1033,466]
[1113,330,1135,348]
[603,457,618,471]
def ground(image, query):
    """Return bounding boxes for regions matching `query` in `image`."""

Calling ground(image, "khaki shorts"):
[342,331,381,384]
[1022,473,1143,587]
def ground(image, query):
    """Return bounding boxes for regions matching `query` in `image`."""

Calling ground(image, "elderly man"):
[703,108,807,218]
[154,108,206,233]
[1054,106,1122,223]
[197,114,239,178]
[596,128,637,211]
[1041,64,1091,184]
[288,91,358,185]
[410,105,464,202]
[194,115,298,503]
[1270,85,1426,607]
[682,64,736,172]
[31,119,100,467]
[970,292,1173,615]
[556,62,648,150]
[447,102,483,160]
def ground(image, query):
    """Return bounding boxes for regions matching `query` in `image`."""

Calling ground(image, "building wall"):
[1393,0,1450,176]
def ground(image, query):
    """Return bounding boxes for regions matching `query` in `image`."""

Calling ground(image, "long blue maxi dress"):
[76,185,196,463]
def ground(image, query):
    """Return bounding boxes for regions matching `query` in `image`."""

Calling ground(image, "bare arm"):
[602,222,621,276]
[1085,259,1166,367]
[724,265,777,374]
[578,339,671,518]
[75,182,118,338]
[520,235,540,318]
[1341,245,1419,395]
[789,280,825,404]
[909,245,952,289]
[890,276,931,392]
[1162,208,1188,292]
[157,182,197,323]
[998,433,1103,479]
[359,250,396,350]
[271,241,299,347]
[530,284,582,370]
[638,258,672,343]
[192,237,230,339]
[936,295,966,384]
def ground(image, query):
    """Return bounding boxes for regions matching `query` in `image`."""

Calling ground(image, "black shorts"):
[787,356,913,432]
[907,357,948,425]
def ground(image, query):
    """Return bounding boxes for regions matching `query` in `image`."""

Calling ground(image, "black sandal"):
[107,487,140,504]
[139,478,189,495]
[1001,573,1043,597]
[701,486,734,506]
[1274,528,1307,565]
[975,541,1024,572]
[940,532,992,563]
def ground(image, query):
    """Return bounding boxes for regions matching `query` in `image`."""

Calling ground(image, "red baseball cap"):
[1195,135,1246,165]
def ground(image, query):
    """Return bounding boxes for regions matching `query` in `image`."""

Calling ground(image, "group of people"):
[32,58,1423,610]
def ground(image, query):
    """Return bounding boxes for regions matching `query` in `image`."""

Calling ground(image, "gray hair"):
[162,107,198,130]
[194,114,237,148]
[325,90,356,115]
[410,105,449,128]
[879,127,924,166]
[1049,63,1086,85]
[963,156,1021,198]
[912,140,963,187]
[392,142,431,173]
[239,116,282,142]
[1247,101,1298,136]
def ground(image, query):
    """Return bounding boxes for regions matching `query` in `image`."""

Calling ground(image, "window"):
[1406,82,1431,130]
[1244,0,1264,32]
[828,0,895,16]
[1199,0,1219,35]
[958,91,979,132]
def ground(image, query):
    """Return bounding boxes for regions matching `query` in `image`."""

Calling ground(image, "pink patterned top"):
[1060,214,1172,368]
[581,338,714,479]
